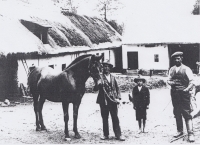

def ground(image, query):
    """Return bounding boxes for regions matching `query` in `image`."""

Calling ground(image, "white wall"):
[122,45,169,70]
[87,49,116,67]
[17,50,116,87]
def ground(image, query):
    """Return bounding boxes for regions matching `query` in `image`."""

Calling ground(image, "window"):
[48,65,54,69]
[62,64,66,71]
[154,54,159,62]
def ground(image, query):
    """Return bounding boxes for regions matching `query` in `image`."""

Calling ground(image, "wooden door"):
[127,52,138,69]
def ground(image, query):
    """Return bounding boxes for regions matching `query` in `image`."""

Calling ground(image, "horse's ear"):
[93,54,104,61]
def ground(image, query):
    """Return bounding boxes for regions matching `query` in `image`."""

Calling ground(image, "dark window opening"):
[62,64,66,71]
[154,54,159,62]
[49,65,54,69]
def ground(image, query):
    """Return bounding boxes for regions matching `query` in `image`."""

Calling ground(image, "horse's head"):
[89,54,103,86]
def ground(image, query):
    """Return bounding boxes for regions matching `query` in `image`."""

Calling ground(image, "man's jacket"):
[94,74,121,105]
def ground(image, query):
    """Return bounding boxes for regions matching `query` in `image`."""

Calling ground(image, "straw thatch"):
[27,13,122,53]
[62,12,121,44]
[0,16,47,55]
[0,0,122,55]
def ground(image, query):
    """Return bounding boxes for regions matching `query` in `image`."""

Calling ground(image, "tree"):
[96,0,124,22]
[107,20,124,35]
[53,0,80,13]
[192,0,200,15]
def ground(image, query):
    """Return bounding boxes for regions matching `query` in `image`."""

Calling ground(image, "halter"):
[88,56,102,77]
[88,57,119,105]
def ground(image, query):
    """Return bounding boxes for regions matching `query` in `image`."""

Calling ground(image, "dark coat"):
[94,74,121,105]
[131,86,150,109]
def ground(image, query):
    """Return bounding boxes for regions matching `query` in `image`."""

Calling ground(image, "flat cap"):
[171,51,183,58]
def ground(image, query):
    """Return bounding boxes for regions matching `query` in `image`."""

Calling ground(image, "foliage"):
[138,69,168,76]
[53,0,80,13]
[96,0,124,21]
[85,75,167,93]
[107,20,124,35]
[146,78,167,90]
[192,0,200,15]
[0,53,19,101]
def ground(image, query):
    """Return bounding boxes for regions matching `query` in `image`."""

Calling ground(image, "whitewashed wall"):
[17,49,115,87]
[122,45,169,70]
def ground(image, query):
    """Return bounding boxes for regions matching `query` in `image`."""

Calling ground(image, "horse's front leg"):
[62,102,70,141]
[73,102,81,139]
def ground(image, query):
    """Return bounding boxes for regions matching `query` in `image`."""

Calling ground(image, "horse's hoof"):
[74,134,81,139]
[64,137,71,141]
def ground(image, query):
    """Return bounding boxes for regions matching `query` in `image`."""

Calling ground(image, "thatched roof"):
[0,16,47,55]
[0,0,122,55]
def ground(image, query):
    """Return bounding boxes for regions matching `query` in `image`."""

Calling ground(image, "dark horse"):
[28,54,103,141]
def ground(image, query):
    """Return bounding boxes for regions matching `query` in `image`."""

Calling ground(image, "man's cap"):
[134,75,146,83]
[102,59,113,67]
[171,51,183,58]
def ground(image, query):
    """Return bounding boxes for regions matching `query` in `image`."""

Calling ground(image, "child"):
[129,75,150,133]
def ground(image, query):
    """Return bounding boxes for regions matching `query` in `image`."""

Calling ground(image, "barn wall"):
[122,44,169,70]
[86,49,117,67]
[17,50,115,87]
[18,53,85,87]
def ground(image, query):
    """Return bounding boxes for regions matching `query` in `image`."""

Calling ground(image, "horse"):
[27,54,103,141]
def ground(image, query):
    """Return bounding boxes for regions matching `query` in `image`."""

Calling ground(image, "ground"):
[0,88,200,144]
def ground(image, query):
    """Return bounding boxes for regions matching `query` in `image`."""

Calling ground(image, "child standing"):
[129,75,150,133]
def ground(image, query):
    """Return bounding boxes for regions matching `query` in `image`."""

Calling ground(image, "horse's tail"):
[27,67,42,96]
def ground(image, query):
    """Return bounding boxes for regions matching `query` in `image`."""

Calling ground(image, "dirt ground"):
[1,88,200,144]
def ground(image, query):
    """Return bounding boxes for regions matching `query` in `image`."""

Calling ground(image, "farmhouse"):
[0,2,122,101]
[122,16,200,74]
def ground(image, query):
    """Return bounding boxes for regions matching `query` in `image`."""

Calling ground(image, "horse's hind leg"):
[38,96,47,131]
[62,102,70,140]
[33,94,41,131]
[73,102,81,139]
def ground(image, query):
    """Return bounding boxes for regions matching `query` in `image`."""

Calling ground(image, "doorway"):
[127,52,138,69]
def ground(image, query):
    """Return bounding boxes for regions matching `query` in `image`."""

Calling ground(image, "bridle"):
[88,56,119,105]
[88,56,102,78]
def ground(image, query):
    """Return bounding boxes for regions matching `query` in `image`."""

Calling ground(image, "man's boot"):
[185,119,195,142]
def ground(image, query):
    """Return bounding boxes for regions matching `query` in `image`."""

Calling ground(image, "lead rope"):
[99,75,119,105]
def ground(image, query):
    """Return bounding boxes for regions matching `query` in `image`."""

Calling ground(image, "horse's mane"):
[64,54,92,71]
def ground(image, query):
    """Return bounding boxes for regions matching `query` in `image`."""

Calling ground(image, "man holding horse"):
[94,59,125,141]
[167,51,195,142]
